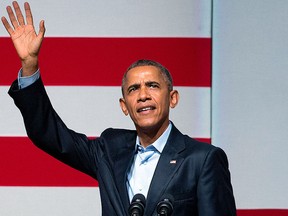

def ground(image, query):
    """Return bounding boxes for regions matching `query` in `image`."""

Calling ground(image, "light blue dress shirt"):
[127,123,172,201]
[17,69,40,89]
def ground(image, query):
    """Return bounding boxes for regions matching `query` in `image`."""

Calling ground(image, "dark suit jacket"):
[9,78,236,216]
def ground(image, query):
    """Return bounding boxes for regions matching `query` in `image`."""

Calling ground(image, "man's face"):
[120,65,178,132]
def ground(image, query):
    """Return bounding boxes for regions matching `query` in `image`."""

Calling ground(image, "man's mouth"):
[137,106,155,113]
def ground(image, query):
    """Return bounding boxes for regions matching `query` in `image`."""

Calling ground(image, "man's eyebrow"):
[145,81,160,86]
[126,81,160,91]
[127,83,140,90]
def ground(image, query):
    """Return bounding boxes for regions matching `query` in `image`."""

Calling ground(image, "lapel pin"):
[170,160,177,164]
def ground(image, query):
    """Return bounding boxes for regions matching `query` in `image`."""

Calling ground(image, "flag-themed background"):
[0,0,287,215]
[0,0,211,215]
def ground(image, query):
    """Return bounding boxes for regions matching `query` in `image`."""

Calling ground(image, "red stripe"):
[237,209,288,216]
[1,37,211,87]
[0,137,97,186]
[195,138,211,144]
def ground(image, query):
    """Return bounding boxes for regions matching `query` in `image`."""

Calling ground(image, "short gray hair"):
[121,59,173,96]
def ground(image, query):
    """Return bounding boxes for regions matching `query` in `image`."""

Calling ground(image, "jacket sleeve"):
[8,77,99,179]
[197,147,237,216]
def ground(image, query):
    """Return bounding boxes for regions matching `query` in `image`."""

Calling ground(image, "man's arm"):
[2,1,95,175]
[1,1,45,77]
[197,147,237,216]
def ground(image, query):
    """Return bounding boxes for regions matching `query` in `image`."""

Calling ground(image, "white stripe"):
[0,187,101,216]
[0,0,211,37]
[0,86,211,138]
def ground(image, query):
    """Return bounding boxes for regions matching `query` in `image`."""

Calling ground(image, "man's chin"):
[134,120,167,133]
[134,121,157,131]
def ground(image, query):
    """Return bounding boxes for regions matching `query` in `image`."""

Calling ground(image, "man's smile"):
[137,106,156,113]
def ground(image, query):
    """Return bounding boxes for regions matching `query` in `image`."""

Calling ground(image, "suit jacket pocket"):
[172,192,198,215]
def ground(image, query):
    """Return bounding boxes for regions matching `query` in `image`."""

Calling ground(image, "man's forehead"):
[125,66,162,81]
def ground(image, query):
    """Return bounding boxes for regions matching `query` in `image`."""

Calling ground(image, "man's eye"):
[149,84,158,88]
[128,87,136,93]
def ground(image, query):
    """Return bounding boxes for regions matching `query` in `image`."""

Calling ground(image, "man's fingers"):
[2,1,44,39]
[13,1,25,26]
[1,16,14,36]
[24,2,33,26]
[6,5,19,29]
[4,1,29,30]
[38,20,46,39]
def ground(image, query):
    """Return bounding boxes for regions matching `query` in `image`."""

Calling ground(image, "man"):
[2,2,236,215]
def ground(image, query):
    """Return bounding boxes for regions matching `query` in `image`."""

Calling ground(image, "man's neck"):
[136,121,170,148]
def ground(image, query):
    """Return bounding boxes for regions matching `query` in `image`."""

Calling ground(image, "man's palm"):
[10,24,41,61]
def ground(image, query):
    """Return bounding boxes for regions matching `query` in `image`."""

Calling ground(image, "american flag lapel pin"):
[170,160,177,164]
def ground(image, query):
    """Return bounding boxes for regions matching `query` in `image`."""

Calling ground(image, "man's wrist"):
[21,57,39,77]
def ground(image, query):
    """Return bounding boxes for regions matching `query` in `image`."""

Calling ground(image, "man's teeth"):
[139,107,153,112]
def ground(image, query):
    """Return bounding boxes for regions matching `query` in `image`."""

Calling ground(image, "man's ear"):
[119,98,129,116]
[169,90,179,109]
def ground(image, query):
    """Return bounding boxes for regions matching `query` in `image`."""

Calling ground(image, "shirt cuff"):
[18,69,40,89]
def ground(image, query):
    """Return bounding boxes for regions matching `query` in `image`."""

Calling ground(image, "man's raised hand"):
[1,1,45,76]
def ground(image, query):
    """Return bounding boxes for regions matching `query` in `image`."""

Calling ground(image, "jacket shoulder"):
[99,128,137,149]
[184,135,227,158]
[101,128,136,139]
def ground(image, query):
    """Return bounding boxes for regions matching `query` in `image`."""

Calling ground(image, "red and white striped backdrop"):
[1,0,286,215]
[0,37,212,183]
[0,0,211,215]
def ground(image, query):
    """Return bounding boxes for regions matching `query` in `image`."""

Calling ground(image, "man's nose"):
[137,86,150,102]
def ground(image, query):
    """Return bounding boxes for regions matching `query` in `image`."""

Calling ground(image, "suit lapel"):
[113,132,137,213]
[145,125,186,216]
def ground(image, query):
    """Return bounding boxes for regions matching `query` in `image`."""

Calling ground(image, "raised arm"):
[1,1,45,76]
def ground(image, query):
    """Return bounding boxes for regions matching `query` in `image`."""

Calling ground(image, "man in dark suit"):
[2,2,236,215]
